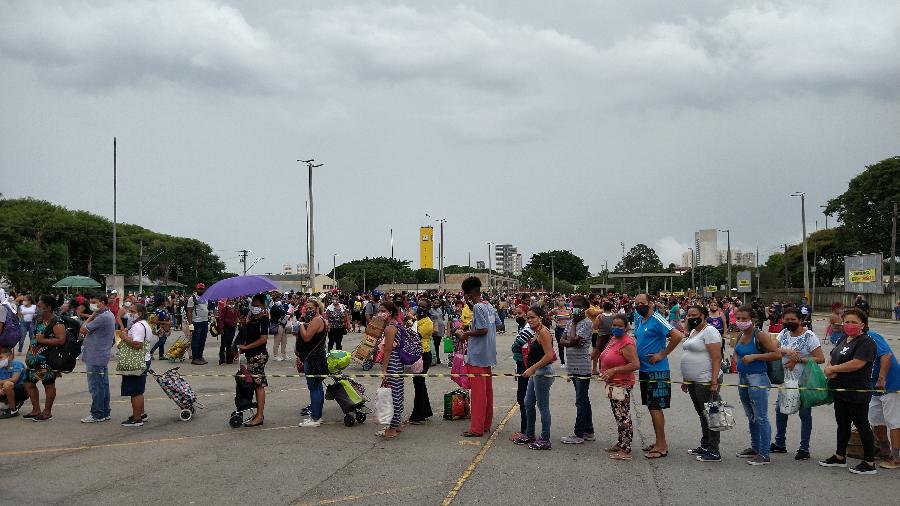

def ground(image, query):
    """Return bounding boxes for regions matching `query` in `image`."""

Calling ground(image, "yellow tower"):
[420,226,434,269]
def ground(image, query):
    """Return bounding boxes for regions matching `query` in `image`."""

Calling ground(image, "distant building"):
[476,261,486,270]
[494,244,518,275]
[717,250,757,267]
[297,263,309,275]
[513,253,523,277]
[282,263,293,275]
[695,229,719,266]
[681,251,694,268]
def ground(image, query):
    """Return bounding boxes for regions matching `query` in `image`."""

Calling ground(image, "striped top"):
[552,306,571,328]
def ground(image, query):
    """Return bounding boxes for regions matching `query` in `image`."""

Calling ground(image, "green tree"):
[825,156,900,256]
[414,268,439,283]
[520,266,550,291]
[526,250,589,283]
[615,244,663,273]
[330,257,415,291]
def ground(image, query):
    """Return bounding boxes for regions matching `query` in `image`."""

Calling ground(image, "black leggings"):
[834,396,875,462]
[219,326,236,365]
[327,328,344,351]
[410,351,433,422]
[433,335,442,363]
[516,360,528,433]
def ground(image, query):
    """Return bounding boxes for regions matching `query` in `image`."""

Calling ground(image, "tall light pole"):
[688,247,695,292]
[551,255,556,294]
[112,137,117,283]
[820,204,829,230]
[333,253,339,291]
[426,214,447,287]
[299,159,322,293]
[719,229,731,294]
[891,201,897,298]
[792,192,810,301]
[486,242,493,292]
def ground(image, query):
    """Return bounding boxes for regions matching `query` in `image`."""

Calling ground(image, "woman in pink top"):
[597,314,640,460]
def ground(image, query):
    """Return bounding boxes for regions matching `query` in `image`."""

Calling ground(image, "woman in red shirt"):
[598,314,640,461]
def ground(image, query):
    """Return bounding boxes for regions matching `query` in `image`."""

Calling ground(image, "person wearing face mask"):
[560,295,595,445]
[632,294,685,459]
[376,301,406,438]
[680,305,723,462]
[217,299,239,365]
[706,300,725,337]
[16,295,36,354]
[148,297,173,361]
[509,306,536,441]
[772,308,825,460]
[429,298,445,366]
[455,277,499,438]
[23,295,67,421]
[820,308,879,475]
[599,315,640,460]
[0,346,26,418]
[186,283,210,365]
[408,306,434,425]
[78,293,116,423]
[235,294,270,427]
[297,298,329,427]
[551,297,571,367]
[591,302,616,369]
[513,306,556,450]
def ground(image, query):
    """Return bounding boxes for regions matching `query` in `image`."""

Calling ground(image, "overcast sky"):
[2,0,899,276]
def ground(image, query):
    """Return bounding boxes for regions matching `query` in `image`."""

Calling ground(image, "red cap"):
[196,283,206,290]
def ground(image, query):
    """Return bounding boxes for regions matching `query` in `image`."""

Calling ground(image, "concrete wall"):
[759,287,898,319]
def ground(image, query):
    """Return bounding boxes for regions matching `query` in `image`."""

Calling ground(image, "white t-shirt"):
[680,325,723,382]
[19,303,37,322]
[187,295,209,322]
[777,329,821,380]
[128,320,153,362]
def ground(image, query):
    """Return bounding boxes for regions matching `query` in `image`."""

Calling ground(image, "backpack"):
[393,323,423,365]
[0,306,22,347]
[44,316,83,373]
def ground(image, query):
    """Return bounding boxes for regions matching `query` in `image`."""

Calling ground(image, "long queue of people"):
[0,282,898,477]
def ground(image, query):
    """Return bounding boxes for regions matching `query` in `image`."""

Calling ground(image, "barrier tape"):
[47,369,899,394]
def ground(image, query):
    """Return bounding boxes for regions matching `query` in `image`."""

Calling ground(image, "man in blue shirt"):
[633,293,684,459]
[79,293,116,423]
[0,346,26,418]
[456,276,497,438]
[867,331,900,468]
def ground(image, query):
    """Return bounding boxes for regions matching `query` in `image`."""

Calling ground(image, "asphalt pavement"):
[3,315,899,505]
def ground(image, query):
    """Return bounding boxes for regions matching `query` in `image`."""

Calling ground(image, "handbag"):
[116,321,148,376]
[607,385,627,401]
[752,329,785,385]
[704,394,736,432]
[376,386,394,425]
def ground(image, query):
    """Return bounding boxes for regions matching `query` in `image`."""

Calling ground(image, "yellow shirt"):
[586,304,602,325]
[461,305,473,329]
[416,317,434,353]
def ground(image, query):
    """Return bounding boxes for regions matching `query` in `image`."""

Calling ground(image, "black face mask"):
[515,316,526,326]
[687,317,702,330]
[636,304,650,317]
[785,322,801,332]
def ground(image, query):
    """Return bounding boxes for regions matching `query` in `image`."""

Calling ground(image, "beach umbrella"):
[199,275,277,301]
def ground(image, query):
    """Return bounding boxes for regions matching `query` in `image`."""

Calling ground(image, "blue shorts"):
[639,370,671,410]
[121,374,147,397]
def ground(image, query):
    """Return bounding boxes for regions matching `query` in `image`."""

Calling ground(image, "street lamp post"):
[719,229,731,294]
[333,253,339,291]
[551,255,556,294]
[486,242,493,293]
[820,204,829,230]
[688,247,695,292]
[792,192,810,301]
[299,159,323,294]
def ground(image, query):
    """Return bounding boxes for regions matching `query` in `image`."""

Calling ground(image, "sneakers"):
[33,413,52,422]
[770,443,788,454]
[528,438,552,450]
[121,417,144,427]
[583,433,596,442]
[818,455,848,468]
[697,452,722,462]
[140,413,149,422]
[561,435,585,445]
[736,448,758,458]
[191,359,208,365]
[509,432,525,442]
[513,434,535,446]
[688,447,710,456]
[747,455,771,466]
[300,406,312,417]
[795,450,811,461]
[849,462,878,475]
[298,418,321,428]
[879,458,900,470]
[273,355,283,362]
[0,409,18,419]
[81,415,106,423]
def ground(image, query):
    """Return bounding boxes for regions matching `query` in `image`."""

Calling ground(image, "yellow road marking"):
[294,481,447,506]
[441,404,518,505]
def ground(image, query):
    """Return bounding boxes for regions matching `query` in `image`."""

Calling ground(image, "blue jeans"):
[305,358,324,421]
[191,321,209,360]
[554,327,566,364]
[738,372,772,458]
[18,321,33,352]
[149,333,168,359]
[86,364,111,419]
[775,402,812,452]
[524,366,554,441]
[572,375,594,437]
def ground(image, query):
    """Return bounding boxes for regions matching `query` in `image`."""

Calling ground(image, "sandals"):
[642,444,656,452]
[605,446,622,453]
[644,450,669,459]
[461,431,484,438]
[376,429,397,439]
[243,417,264,427]
[610,452,632,461]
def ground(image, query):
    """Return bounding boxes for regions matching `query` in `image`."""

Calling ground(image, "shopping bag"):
[778,370,801,415]
[704,395,735,432]
[443,337,454,354]
[404,356,424,374]
[451,353,471,389]
[376,387,393,425]
[799,362,833,408]
[443,389,470,420]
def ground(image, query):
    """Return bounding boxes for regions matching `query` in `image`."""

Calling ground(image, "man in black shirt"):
[236,294,269,427]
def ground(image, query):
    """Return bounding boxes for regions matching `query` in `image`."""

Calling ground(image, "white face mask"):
[0,359,8,368]
[89,304,99,312]
[250,306,262,315]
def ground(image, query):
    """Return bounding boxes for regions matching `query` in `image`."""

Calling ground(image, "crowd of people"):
[0,280,897,476]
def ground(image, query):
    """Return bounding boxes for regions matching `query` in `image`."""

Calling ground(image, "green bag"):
[799,362,833,408]
[443,337,454,354]
[116,321,149,376]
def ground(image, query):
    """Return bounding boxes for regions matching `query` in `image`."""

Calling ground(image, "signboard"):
[672,291,685,297]
[844,254,883,294]
[419,226,434,270]
[848,268,876,283]
[706,285,717,293]
[736,271,752,293]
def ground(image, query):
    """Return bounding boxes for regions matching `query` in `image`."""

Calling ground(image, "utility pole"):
[138,240,143,294]
[299,159,322,293]
[112,137,117,281]
[390,228,394,260]
[689,247,695,293]
[551,255,556,294]
[792,192,810,301]
[487,242,493,293]
[363,270,366,293]
[756,245,760,299]
[820,204,829,230]
[333,253,338,290]
[719,229,731,295]
[239,249,250,276]
[891,201,897,297]
[783,244,789,288]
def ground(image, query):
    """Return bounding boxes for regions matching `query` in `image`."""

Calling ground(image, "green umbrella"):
[52,275,102,289]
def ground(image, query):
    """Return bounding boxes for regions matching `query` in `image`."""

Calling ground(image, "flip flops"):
[610,452,632,461]
[376,429,396,439]
[645,450,669,459]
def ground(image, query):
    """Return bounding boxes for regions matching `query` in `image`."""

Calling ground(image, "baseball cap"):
[196,283,206,290]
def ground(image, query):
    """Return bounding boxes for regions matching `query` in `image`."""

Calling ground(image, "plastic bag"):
[451,353,471,389]
[704,396,735,432]
[404,356,424,374]
[778,370,801,415]
[800,362,833,408]
[376,387,393,425]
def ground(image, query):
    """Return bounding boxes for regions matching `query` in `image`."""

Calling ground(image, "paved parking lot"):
[3,315,899,505]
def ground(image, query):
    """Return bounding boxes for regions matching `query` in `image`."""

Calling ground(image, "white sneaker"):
[275,355,283,362]
[298,418,321,428]
[81,415,103,423]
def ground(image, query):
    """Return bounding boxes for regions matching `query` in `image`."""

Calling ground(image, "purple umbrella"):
[199,275,278,302]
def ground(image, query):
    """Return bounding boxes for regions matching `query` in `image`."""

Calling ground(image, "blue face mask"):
[611,327,625,337]
[572,307,583,317]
